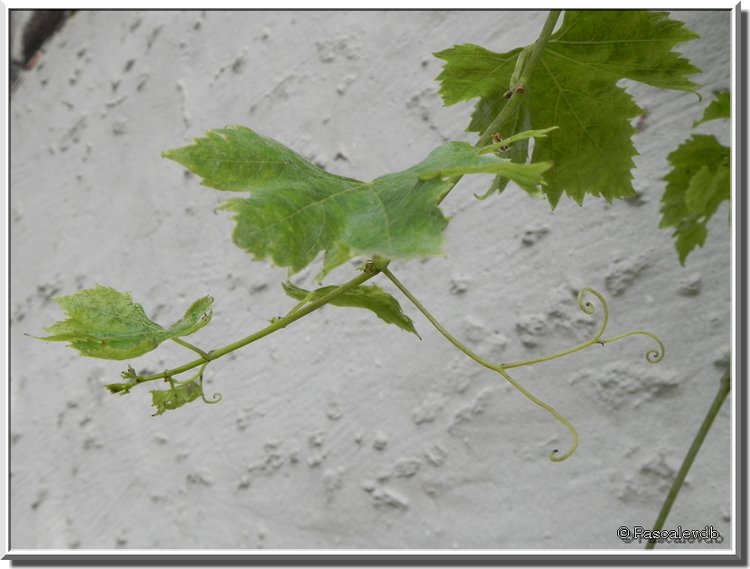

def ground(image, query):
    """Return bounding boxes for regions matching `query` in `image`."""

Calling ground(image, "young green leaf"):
[435,10,700,207]
[693,91,730,127]
[166,296,214,337]
[34,285,213,360]
[283,281,420,337]
[163,126,550,276]
[105,382,132,394]
[660,135,730,264]
[151,380,203,416]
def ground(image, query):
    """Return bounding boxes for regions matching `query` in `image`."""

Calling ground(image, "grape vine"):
[34,10,711,464]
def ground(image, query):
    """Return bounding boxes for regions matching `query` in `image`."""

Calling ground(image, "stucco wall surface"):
[9,10,732,550]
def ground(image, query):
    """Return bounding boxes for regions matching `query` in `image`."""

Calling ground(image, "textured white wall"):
[10,10,732,550]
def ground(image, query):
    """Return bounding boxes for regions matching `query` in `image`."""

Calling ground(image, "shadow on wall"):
[10,10,74,92]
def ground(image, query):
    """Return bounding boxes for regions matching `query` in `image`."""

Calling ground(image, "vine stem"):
[379,264,578,462]
[476,10,561,146]
[433,9,562,208]
[131,268,379,384]
[645,369,731,550]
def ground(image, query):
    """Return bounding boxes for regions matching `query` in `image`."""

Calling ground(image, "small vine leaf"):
[435,10,701,207]
[151,380,203,416]
[660,134,730,264]
[105,383,131,395]
[33,286,214,360]
[693,91,730,127]
[163,126,551,276]
[282,281,420,338]
[166,295,214,338]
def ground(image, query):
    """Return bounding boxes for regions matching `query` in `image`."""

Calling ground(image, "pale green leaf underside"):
[660,134,730,264]
[163,126,550,275]
[151,381,203,416]
[435,10,700,207]
[694,91,730,127]
[283,281,420,337]
[36,286,213,360]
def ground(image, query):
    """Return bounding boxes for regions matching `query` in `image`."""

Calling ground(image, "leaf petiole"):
[171,337,211,360]
[476,126,559,156]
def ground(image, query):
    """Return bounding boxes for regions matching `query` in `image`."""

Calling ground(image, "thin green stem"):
[477,10,561,146]
[380,265,578,462]
[502,338,604,370]
[171,362,208,386]
[645,369,730,550]
[130,268,379,385]
[171,337,210,359]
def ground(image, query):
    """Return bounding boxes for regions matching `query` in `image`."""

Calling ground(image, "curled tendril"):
[494,286,665,461]
[576,287,609,341]
[548,414,579,463]
[575,287,665,364]
[197,363,223,405]
[495,366,579,462]
[602,331,666,364]
[202,392,223,404]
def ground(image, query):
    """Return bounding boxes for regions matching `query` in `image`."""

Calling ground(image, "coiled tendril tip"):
[202,391,223,405]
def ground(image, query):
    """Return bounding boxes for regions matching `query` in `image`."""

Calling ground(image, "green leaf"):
[151,380,203,416]
[164,126,551,275]
[435,10,700,207]
[685,165,726,215]
[166,295,214,337]
[660,134,730,264]
[674,221,708,265]
[694,91,730,127]
[35,286,214,360]
[283,281,420,337]
[474,127,558,199]
[105,383,132,394]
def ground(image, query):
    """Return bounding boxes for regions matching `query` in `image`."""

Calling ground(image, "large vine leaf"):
[435,10,701,207]
[283,281,419,337]
[35,286,213,360]
[163,126,551,276]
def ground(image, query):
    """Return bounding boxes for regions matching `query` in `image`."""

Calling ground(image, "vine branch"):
[645,368,730,549]
[120,267,380,389]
